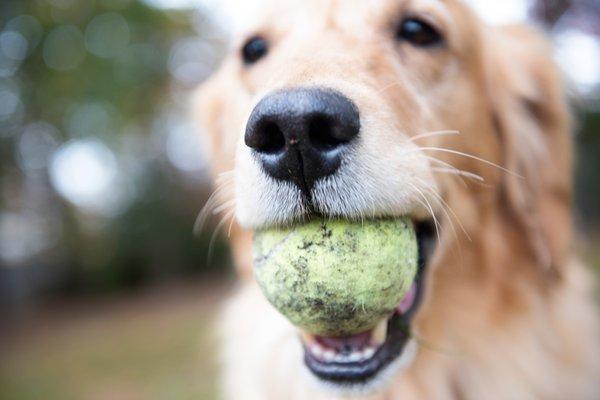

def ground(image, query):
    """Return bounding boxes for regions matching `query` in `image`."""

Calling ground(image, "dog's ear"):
[193,73,255,276]
[485,25,573,276]
[192,75,227,165]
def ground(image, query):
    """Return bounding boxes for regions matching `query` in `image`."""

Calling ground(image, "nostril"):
[254,121,286,154]
[308,115,347,151]
[245,88,360,191]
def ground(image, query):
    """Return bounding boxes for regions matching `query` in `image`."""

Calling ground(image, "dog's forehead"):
[229,0,452,38]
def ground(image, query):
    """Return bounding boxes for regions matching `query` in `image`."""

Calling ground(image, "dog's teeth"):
[348,351,362,362]
[310,343,324,358]
[372,319,388,345]
[323,350,335,362]
[362,347,376,360]
[333,353,347,363]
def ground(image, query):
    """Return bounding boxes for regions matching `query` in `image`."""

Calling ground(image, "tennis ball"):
[252,218,418,337]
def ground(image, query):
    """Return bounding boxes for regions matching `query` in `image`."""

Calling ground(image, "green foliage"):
[575,108,600,228]
[0,0,231,296]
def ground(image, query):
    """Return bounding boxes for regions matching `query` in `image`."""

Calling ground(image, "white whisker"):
[208,209,235,262]
[194,176,235,235]
[408,130,460,143]
[416,147,522,177]
[377,81,402,94]
[417,177,471,242]
[227,211,236,238]
[431,167,485,183]
[212,200,236,215]
[407,182,441,244]
[419,155,482,180]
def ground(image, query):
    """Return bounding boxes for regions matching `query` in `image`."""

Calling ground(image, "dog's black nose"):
[245,87,360,194]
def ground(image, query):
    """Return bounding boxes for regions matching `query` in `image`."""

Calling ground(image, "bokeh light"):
[49,139,122,214]
[64,101,118,138]
[16,122,60,173]
[555,30,600,95]
[168,36,218,86]
[85,12,130,58]
[4,14,43,56]
[0,211,57,266]
[465,0,528,24]
[0,78,24,135]
[141,0,202,9]
[166,120,209,173]
[43,25,86,71]
[0,31,28,61]
[0,80,20,121]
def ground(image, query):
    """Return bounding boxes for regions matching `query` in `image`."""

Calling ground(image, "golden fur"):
[194,0,600,398]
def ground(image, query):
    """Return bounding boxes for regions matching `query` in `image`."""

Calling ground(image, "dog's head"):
[195,0,571,393]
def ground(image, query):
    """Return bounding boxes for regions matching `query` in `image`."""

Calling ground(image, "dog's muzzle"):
[243,87,437,387]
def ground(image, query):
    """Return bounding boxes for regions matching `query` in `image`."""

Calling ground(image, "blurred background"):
[0,0,598,399]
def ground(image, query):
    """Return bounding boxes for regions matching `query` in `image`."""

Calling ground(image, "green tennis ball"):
[252,218,418,337]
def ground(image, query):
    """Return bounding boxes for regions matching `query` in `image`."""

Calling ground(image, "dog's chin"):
[295,218,436,393]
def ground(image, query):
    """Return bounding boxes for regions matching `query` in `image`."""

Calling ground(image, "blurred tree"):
[0,0,230,311]
[530,0,600,35]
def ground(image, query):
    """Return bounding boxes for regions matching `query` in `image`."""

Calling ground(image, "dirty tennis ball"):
[252,218,418,337]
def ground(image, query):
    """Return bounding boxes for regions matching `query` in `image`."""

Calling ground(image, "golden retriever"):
[194,0,600,398]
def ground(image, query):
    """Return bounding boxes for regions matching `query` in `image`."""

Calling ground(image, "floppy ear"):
[192,75,227,166]
[193,72,255,277]
[485,25,573,277]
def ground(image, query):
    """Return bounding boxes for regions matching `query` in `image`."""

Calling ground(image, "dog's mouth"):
[299,219,435,385]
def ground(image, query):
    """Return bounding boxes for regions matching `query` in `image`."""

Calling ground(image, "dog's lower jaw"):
[301,340,419,397]
[220,282,420,400]
[220,262,600,400]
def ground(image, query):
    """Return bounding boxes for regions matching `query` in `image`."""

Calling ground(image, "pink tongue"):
[315,330,372,352]
[397,283,417,314]
[313,283,418,352]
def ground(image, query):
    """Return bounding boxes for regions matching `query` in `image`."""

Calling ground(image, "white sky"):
[464,0,528,24]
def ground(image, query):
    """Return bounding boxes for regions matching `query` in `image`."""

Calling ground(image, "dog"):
[194,0,600,398]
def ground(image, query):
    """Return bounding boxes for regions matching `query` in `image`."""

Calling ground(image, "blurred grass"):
[0,280,228,400]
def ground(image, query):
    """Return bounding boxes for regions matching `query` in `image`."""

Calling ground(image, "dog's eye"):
[396,18,443,47]
[241,36,268,65]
